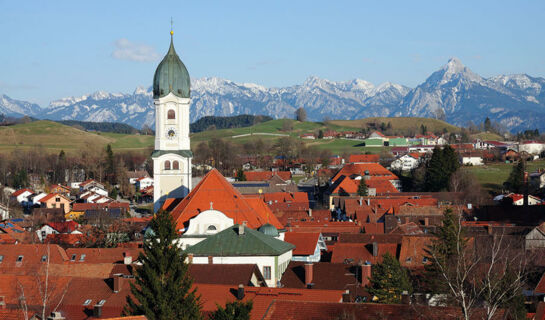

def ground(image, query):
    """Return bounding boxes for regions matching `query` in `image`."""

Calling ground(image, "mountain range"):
[2,58,545,132]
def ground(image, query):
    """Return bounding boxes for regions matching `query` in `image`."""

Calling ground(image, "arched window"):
[164,160,171,170]
[167,109,175,120]
[172,160,179,170]
[207,225,217,231]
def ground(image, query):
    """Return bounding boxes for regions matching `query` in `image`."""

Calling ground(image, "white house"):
[505,193,542,206]
[10,188,34,204]
[519,141,545,155]
[36,221,82,242]
[390,153,422,171]
[0,203,9,220]
[461,152,484,166]
[184,224,294,287]
[32,192,48,205]
[136,177,154,190]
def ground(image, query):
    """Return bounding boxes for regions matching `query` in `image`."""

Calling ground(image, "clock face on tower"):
[166,127,177,139]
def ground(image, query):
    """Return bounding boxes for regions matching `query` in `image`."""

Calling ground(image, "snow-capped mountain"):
[38,76,410,129]
[0,94,42,118]
[399,58,545,131]
[3,58,545,132]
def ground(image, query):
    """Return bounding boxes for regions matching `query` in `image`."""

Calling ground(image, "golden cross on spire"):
[170,17,174,36]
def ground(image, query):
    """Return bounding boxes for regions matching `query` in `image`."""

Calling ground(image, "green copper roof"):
[258,223,279,237]
[151,149,193,158]
[184,224,294,256]
[153,35,190,99]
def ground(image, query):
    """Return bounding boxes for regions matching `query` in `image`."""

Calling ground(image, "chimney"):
[208,256,213,264]
[113,276,123,293]
[238,222,246,235]
[123,252,132,265]
[367,198,370,206]
[237,284,245,300]
[361,263,371,288]
[93,305,102,318]
[308,208,312,217]
[304,263,314,288]
[359,196,363,206]
[424,218,429,226]
[342,290,351,302]
[47,312,65,320]
[372,242,378,257]
[401,291,410,304]
[487,224,493,235]
[524,171,529,207]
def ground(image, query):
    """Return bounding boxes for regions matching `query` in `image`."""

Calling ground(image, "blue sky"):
[2,0,545,106]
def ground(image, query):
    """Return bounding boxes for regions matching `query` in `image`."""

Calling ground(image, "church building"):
[152,31,193,212]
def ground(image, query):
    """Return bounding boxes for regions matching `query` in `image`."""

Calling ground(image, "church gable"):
[166,169,283,232]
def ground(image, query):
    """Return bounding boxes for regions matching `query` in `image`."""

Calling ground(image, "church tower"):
[152,30,192,212]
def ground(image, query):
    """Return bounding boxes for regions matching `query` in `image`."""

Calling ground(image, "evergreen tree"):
[318,130,324,139]
[484,117,492,132]
[368,253,412,304]
[210,301,253,320]
[125,210,202,320]
[424,208,466,293]
[105,144,116,184]
[505,161,525,193]
[58,149,66,162]
[424,146,459,192]
[357,179,368,196]
[236,169,247,181]
[295,107,307,122]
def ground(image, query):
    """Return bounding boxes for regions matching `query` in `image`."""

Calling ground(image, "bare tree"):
[18,245,71,320]
[427,212,526,320]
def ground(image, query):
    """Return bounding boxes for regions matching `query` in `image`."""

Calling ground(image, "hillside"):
[327,117,461,135]
[0,121,153,154]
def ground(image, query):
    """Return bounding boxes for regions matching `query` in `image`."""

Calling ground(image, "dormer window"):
[97,299,106,306]
[80,254,86,262]
[83,299,92,306]
[167,109,176,120]
[41,255,47,262]
[17,255,23,262]
[0,255,3,263]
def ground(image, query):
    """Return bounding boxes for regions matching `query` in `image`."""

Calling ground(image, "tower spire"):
[170,17,174,38]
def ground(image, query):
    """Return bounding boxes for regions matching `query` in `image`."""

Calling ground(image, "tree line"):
[190,115,273,133]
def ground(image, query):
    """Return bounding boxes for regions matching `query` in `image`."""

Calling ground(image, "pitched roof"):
[11,188,34,197]
[348,154,380,163]
[189,264,265,286]
[330,242,398,264]
[184,224,294,256]
[332,163,398,183]
[167,169,283,231]
[536,272,545,295]
[284,232,321,255]
[65,248,142,264]
[244,171,291,182]
[260,300,505,320]
[280,261,358,291]
[47,221,79,233]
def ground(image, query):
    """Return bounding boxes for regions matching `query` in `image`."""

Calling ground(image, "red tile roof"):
[332,163,398,183]
[166,169,284,232]
[284,232,320,255]
[261,300,504,320]
[286,221,361,234]
[330,242,397,264]
[47,221,79,233]
[65,248,142,264]
[194,283,343,320]
[399,235,433,268]
[348,154,380,163]
[72,202,129,211]
[11,188,34,197]
[244,171,291,182]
